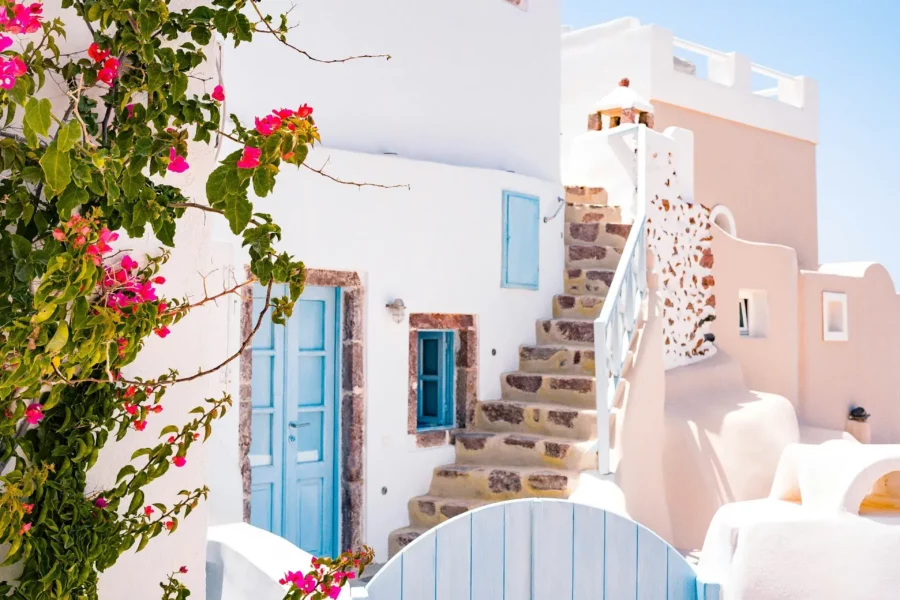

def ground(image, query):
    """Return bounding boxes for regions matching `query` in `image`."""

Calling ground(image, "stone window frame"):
[239,268,365,551]
[408,314,478,448]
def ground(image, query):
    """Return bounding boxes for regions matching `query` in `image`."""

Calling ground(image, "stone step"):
[387,525,427,558]
[565,202,623,225]
[455,430,597,471]
[566,222,632,249]
[428,464,579,501]
[565,186,608,206]
[564,268,614,296]
[566,243,623,270]
[519,344,595,375]
[552,294,606,320]
[474,399,598,440]
[407,495,488,528]
[536,318,594,346]
[501,372,595,407]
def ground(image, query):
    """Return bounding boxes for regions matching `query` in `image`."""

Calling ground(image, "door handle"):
[288,421,310,429]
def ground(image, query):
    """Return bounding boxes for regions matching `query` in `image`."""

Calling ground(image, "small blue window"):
[417,330,455,430]
[502,191,540,290]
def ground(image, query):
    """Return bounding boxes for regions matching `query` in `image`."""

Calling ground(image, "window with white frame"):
[822,292,848,342]
[738,290,769,338]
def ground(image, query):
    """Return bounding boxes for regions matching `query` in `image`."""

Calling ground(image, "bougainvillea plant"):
[279,547,374,600]
[0,0,388,598]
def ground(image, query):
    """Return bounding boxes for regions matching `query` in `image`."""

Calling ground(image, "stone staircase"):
[387,187,634,556]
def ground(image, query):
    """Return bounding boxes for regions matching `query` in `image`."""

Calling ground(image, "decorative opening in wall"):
[822,292,849,342]
[738,289,769,338]
[710,204,737,237]
[503,0,528,10]
[416,330,456,430]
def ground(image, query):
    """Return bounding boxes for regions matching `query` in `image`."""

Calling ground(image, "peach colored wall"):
[799,265,900,442]
[652,102,819,269]
[710,225,799,405]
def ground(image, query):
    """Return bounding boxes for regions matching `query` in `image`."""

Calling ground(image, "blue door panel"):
[502,191,540,289]
[250,284,339,557]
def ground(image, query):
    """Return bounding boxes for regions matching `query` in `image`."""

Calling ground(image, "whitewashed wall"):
[224,0,561,182]
[206,145,564,559]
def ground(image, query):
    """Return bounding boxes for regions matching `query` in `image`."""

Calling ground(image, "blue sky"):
[563,1,900,283]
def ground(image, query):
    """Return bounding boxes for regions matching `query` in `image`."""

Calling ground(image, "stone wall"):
[645,148,716,369]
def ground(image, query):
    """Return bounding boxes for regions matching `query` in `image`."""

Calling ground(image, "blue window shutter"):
[417,331,455,430]
[502,191,540,290]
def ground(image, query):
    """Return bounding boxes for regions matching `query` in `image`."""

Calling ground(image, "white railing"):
[594,125,648,474]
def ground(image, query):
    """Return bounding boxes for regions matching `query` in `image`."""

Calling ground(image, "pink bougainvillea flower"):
[296,104,313,118]
[87,42,110,63]
[0,2,42,34]
[254,114,281,136]
[157,301,168,315]
[151,405,163,413]
[154,326,170,339]
[167,147,189,173]
[123,403,137,415]
[94,497,108,508]
[52,228,65,241]
[120,254,138,272]
[282,152,295,161]
[125,103,135,119]
[22,503,33,514]
[97,57,120,85]
[172,456,186,468]
[179,566,188,574]
[96,227,118,253]
[236,146,261,169]
[24,403,43,425]
[212,85,225,102]
[134,420,147,431]
[273,108,294,119]
[193,432,200,440]
[165,521,174,530]
[0,35,12,52]
[123,385,136,399]
[153,276,166,284]
[19,522,31,535]
[167,436,176,444]
[279,571,302,586]
[144,505,154,516]
[134,281,157,302]
[0,56,24,90]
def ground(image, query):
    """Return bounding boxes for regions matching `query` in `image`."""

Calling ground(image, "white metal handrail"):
[593,125,648,474]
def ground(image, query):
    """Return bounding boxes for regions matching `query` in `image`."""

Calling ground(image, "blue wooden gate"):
[250,284,339,558]
[355,499,719,600]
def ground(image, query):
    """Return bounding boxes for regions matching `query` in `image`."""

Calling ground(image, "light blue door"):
[502,191,540,290]
[250,284,339,557]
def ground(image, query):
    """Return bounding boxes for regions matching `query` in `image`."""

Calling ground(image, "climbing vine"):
[0,0,385,597]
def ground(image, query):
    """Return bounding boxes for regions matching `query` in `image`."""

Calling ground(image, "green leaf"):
[205,164,231,206]
[128,490,144,515]
[251,165,276,198]
[116,465,137,481]
[57,185,88,220]
[39,145,72,197]
[56,120,82,152]
[8,234,31,259]
[171,71,188,100]
[152,217,176,247]
[134,137,153,156]
[24,98,52,136]
[46,322,69,354]
[224,193,252,234]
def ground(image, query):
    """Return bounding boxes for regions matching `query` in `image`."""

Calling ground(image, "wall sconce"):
[385,299,407,323]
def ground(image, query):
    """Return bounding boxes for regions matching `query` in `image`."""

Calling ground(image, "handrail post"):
[594,319,610,474]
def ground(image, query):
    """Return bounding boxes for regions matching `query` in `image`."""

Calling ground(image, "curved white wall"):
[224,0,561,182]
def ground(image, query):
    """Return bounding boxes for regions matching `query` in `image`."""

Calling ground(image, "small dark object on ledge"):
[849,406,870,423]
[703,333,716,343]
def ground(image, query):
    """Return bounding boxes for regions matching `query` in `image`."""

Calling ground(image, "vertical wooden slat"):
[471,505,505,600]
[436,513,472,600]
[533,501,574,599]
[573,503,605,600]
[503,501,532,600]
[636,528,668,600]
[666,547,696,600]
[605,512,638,600]
[697,580,721,600]
[365,556,403,600]
[401,535,436,600]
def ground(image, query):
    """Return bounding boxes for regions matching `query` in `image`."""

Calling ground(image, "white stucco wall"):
[560,18,818,182]
[224,0,561,182]
[206,145,564,559]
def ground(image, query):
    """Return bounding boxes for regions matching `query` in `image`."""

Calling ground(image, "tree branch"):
[302,159,410,190]
[249,2,390,64]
